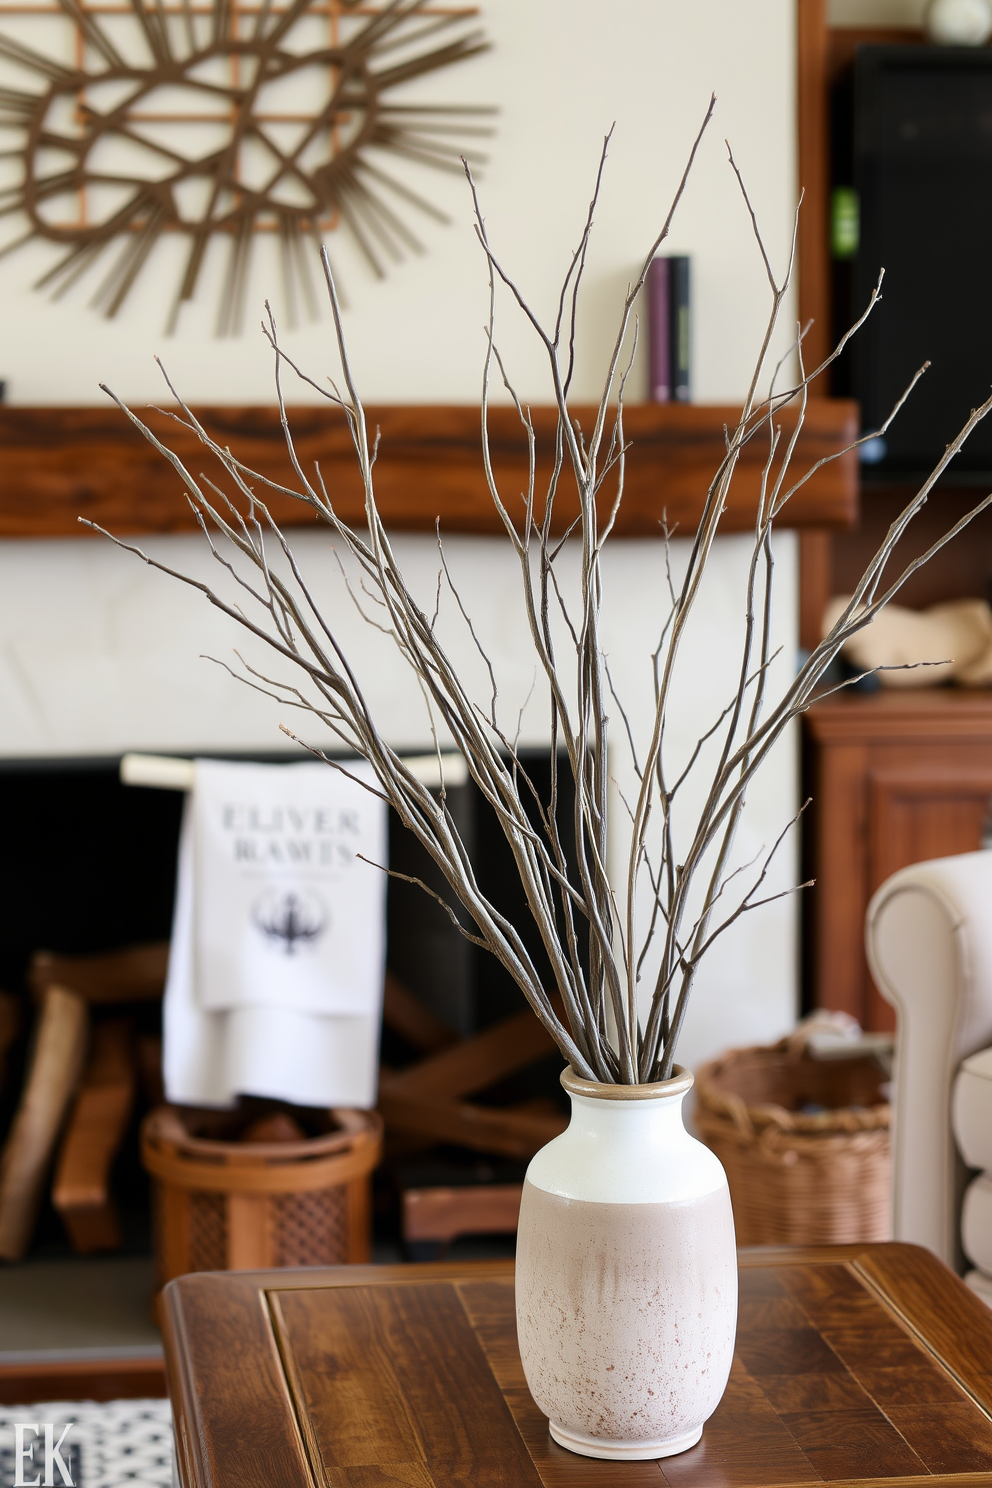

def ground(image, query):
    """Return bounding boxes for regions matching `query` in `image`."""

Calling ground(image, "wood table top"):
[162,1242,992,1488]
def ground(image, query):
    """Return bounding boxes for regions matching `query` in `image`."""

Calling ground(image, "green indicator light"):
[831,186,859,260]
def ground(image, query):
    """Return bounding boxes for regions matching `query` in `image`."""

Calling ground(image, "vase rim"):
[561,1064,694,1101]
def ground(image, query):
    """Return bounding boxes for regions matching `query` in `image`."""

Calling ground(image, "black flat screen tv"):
[852,46,992,480]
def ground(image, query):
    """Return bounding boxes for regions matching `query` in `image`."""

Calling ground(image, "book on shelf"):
[647,257,671,402]
[670,255,690,403]
[647,254,690,404]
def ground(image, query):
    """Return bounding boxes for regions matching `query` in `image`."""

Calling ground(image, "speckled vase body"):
[515,1066,737,1461]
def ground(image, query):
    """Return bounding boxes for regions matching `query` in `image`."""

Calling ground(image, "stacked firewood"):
[0,945,167,1262]
[0,949,568,1264]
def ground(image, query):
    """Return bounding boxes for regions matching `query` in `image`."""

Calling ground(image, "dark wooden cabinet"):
[796,9,992,1034]
[805,690,992,1031]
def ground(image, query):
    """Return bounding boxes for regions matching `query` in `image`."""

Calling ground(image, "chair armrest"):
[867,851,992,1265]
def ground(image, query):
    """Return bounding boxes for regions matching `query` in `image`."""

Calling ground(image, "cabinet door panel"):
[866,769,992,1029]
[807,697,992,1033]
[814,743,870,1022]
[869,770,992,889]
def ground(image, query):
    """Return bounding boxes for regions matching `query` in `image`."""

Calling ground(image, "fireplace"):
[0,490,812,1276]
[0,747,576,1038]
[0,746,582,1258]
[0,527,802,1072]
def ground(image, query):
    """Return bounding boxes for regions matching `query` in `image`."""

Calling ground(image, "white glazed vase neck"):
[526,1069,727,1207]
[566,1086,689,1139]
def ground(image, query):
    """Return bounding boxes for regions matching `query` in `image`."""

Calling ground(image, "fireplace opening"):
[0,748,577,1262]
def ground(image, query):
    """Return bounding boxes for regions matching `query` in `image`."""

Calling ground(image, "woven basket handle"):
[783,1009,862,1059]
[718,1089,755,1138]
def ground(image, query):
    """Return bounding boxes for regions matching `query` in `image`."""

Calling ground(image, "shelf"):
[806,687,992,743]
[0,399,858,540]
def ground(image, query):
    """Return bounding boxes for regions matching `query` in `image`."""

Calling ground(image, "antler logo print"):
[252,887,328,954]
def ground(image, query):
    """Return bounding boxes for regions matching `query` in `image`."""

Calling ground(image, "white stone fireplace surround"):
[0,527,799,1074]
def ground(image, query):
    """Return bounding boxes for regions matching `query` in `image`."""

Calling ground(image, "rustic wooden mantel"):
[0,398,858,539]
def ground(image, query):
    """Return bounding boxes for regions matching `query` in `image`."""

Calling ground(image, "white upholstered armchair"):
[867,850,992,1302]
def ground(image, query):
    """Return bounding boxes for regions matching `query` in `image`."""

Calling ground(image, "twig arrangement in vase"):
[93,100,992,1460]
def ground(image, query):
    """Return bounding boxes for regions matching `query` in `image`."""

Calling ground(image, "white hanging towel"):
[163,758,387,1109]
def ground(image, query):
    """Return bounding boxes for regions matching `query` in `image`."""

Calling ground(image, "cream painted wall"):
[0,0,801,1069]
[1,0,797,406]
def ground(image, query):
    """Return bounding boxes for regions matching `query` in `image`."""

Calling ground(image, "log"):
[377,988,567,1160]
[0,986,88,1261]
[52,1017,136,1254]
[402,1183,523,1245]
[30,943,169,1004]
[377,1087,565,1160]
[379,1006,556,1102]
[0,993,19,1090]
[136,1033,165,1108]
[382,972,458,1054]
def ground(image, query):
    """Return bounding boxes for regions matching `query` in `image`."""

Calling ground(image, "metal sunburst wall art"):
[0,0,490,332]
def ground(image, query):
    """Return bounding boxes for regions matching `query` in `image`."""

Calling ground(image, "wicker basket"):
[141,1104,382,1284]
[694,1034,891,1245]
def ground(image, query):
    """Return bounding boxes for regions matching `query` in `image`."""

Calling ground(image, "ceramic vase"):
[515,1065,737,1461]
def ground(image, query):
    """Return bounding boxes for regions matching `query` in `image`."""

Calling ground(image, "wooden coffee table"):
[162,1242,992,1487]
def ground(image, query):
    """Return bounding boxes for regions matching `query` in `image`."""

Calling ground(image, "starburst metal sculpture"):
[0,0,490,331]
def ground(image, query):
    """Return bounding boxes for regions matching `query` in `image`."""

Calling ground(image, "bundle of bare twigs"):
[91,101,992,1084]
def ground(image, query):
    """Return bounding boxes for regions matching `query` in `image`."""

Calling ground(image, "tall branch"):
[94,103,992,1085]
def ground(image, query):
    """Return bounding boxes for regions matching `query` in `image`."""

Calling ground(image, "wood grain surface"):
[0,401,858,539]
[0,1354,166,1406]
[377,1004,565,1161]
[30,942,169,1005]
[401,1184,523,1245]
[163,1242,992,1488]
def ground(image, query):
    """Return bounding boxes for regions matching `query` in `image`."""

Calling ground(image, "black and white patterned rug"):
[0,1401,172,1488]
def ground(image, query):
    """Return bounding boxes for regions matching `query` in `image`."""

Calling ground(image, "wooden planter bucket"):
[694,1034,891,1246]
[141,1105,382,1284]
